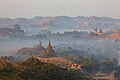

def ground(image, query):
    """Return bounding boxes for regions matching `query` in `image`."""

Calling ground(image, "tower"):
[47,40,53,52]
[35,41,44,50]
[44,40,55,57]
[99,28,103,33]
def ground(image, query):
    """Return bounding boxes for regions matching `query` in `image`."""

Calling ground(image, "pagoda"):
[44,40,55,57]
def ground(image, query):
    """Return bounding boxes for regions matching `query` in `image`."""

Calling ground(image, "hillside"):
[108,34,120,40]
[37,57,81,70]
[0,57,90,80]
[0,16,120,35]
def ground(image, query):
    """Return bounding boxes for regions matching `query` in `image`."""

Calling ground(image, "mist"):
[0,36,120,61]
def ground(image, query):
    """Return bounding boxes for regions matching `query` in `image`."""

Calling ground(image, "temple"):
[44,40,55,57]
[34,41,45,50]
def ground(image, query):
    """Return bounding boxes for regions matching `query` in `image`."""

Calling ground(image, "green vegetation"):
[82,57,118,74]
[115,66,120,80]
[0,57,90,80]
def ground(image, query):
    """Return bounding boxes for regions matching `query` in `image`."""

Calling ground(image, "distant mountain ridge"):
[0,16,120,35]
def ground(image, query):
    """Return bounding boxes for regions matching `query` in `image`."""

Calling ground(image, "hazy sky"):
[0,0,120,18]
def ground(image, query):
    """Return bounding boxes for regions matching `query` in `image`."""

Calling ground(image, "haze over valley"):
[0,0,120,79]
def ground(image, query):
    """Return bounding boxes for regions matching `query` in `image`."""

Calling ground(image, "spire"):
[47,40,53,51]
[99,28,103,33]
[48,40,51,46]
[44,40,55,57]
[35,41,44,50]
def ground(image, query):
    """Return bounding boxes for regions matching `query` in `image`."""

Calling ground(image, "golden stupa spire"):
[47,40,53,51]
[44,40,55,57]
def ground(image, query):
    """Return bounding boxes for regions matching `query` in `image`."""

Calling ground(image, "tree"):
[94,27,98,33]
[99,28,103,33]
[14,24,21,30]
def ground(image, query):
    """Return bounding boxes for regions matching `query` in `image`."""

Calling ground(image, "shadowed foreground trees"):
[0,57,90,80]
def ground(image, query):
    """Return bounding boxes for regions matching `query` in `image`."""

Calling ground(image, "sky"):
[0,0,120,19]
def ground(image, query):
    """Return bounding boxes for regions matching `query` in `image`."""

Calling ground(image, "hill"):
[0,16,120,35]
[0,57,90,80]
[37,57,81,70]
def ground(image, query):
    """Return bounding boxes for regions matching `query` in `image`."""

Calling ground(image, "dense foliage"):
[115,66,120,80]
[0,57,90,80]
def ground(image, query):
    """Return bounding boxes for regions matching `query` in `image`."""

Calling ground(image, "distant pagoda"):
[34,41,45,50]
[44,40,55,57]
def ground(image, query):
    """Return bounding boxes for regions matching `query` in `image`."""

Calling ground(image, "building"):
[17,41,45,55]
[113,29,120,34]
[17,40,56,57]
[34,41,45,50]
[91,71,116,80]
[44,40,55,57]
